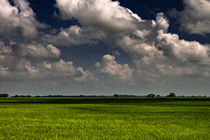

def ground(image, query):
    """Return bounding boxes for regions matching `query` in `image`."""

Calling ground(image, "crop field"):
[0,97,210,140]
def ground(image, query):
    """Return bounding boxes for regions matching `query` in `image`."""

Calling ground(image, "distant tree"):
[80,95,84,97]
[114,94,119,97]
[156,95,160,97]
[0,94,9,97]
[13,94,31,97]
[146,94,155,97]
[166,92,176,97]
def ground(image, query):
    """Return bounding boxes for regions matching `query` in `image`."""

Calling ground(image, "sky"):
[0,0,210,96]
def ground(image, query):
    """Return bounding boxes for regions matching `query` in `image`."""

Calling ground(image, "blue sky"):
[0,0,210,96]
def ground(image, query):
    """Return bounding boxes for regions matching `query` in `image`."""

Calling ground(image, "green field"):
[0,97,210,140]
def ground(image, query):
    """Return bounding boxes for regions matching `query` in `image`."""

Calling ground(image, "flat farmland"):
[0,97,210,139]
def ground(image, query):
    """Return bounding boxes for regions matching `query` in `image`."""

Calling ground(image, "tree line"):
[0,92,208,98]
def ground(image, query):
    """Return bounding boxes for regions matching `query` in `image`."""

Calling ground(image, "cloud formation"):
[56,0,210,80]
[157,30,210,65]
[43,25,101,46]
[119,14,210,78]
[0,0,47,38]
[0,41,95,83]
[0,0,96,85]
[171,0,210,34]
[1,0,210,95]
[95,54,134,81]
[56,0,141,36]
[18,43,61,59]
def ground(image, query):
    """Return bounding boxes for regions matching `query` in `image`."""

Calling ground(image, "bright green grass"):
[0,98,210,140]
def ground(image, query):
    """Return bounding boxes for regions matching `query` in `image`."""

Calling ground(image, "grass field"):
[0,97,210,140]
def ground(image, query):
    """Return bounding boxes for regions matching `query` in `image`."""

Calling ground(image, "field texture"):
[0,97,210,140]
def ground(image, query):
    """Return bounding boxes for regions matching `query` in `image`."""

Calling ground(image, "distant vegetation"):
[0,94,9,97]
[166,92,176,97]
[1,92,209,98]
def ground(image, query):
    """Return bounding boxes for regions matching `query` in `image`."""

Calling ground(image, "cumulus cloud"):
[43,25,102,46]
[0,41,60,73]
[18,43,61,59]
[0,0,46,38]
[157,30,210,65]
[117,12,210,78]
[56,0,141,36]
[118,36,165,66]
[0,0,97,86]
[156,64,202,76]
[171,0,210,34]
[40,59,96,82]
[1,0,210,94]
[55,0,210,80]
[95,54,134,81]
[0,41,94,82]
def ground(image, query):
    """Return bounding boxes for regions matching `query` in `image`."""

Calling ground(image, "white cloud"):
[55,0,210,80]
[118,36,165,66]
[56,0,141,35]
[1,0,210,93]
[0,0,46,38]
[47,59,76,74]
[43,25,101,46]
[0,41,12,55]
[74,67,96,83]
[40,60,96,83]
[171,0,210,34]
[19,43,61,59]
[117,13,210,79]
[156,64,199,76]
[156,13,169,32]
[96,54,134,81]
[0,0,97,86]
[157,30,210,65]
[0,41,95,83]
[24,60,39,76]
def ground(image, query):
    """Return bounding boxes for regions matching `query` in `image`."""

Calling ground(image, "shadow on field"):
[0,97,210,105]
